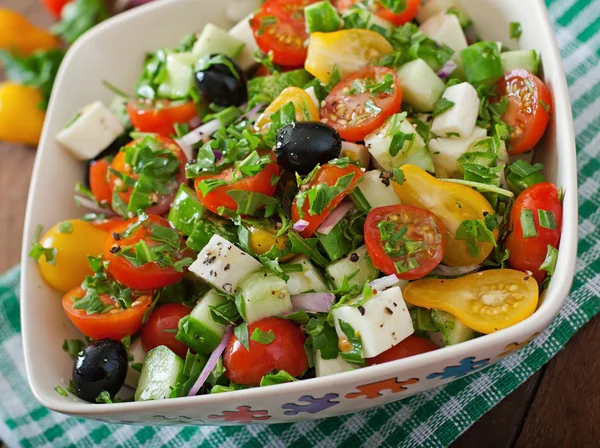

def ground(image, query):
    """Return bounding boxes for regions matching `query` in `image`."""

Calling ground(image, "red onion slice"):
[176,119,223,160]
[290,293,335,313]
[369,274,400,292]
[188,325,233,397]
[434,264,481,277]
[292,219,309,232]
[437,59,458,79]
[317,201,354,235]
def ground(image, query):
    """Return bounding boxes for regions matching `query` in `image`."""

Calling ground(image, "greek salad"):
[32,0,563,404]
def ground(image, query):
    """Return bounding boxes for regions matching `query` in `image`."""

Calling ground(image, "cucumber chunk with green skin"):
[192,23,245,60]
[237,269,293,323]
[460,42,504,86]
[175,290,229,355]
[356,170,402,209]
[410,307,439,332]
[169,351,208,397]
[286,255,329,295]
[431,309,476,345]
[342,6,393,36]
[157,52,196,100]
[247,69,314,104]
[186,213,238,252]
[326,245,379,290]
[305,1,343,33]
[135,346,185,401]
[501,50,539,75]
[168,184,206,236]
[396,59,445,112]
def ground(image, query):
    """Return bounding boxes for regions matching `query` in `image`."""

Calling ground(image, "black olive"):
[194,54,247,107]
[72,339,128,403]
[276,122,342,174]
[83,132,132,188]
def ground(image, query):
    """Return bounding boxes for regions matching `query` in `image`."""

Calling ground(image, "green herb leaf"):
[95,391,113,404]
[305,316,339,359]
[326,65,342,91]
[250,328,277,345]
[196,54,241,80]
[337,319,365,366]
[52,0,110,44]
[62,339,86,360]
[509,21,523,39]
[392,167,405,185]
[455,219,498,258]
[538,210,557,230]
[173,257,193,273]
[540,245,558,276]
[57,221,73,234]
[227,190,280,216]
[305,172,355,216]
[54,386,68,397]
[209,300,241,326]
[389,130,415,157]
[288,231,329,267]
[260,370,298,386]
[433,97,455,117]
[234,323,250,351]
[520,209,538,239]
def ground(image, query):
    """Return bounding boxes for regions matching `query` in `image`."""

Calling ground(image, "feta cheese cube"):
[431,82,480,139]
[420,12,468,53]
[332,286,414,358]
[315,350,357,377]
[56,101,124,160]
[188,234,262,294]
[428,127,487,177]
[286,255,328,295]
[228,15,259,71]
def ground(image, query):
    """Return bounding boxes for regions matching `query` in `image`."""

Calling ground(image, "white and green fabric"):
[1,0,599,446]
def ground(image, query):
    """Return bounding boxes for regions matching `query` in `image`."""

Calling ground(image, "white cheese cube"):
[340,142,370,168]
[124,337,145,389]
[419,12,467,53]
[357,170,402,208]
[315,350,357,377]
[428,127,487,178]
[416,0,456,23]
[431,82,480,139]
[228,15,259,72]
[396,59,445,112]
[286,255,329,295]
[225,0,262,23]
[56,101,124,161]
[332,286,414,359]
[189,234,262,294]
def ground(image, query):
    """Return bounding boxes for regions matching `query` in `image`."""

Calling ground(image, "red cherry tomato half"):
[496,69,552,155]
[320,66,402,142]
[89,159,112,206]
[141,303,192,358]
[291,163,364,238]
[335,0,422,25]
[194,160,281,216]
[250,0,319,67]
[41,0,71,18]
[103,214,190,290]
[223,317,308,386]
[108,135,187,216]
[366,335,438,365]
[62,287,152,341]
[505,182,562,282]
[126,99,198,137]
[364,205,446,280]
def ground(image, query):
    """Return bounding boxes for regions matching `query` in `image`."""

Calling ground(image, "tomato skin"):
[41,0,71,18]
[224,317,308,386]
[126,100,198,137]
[366,336,437,365]
[364,205,446,280]
[109,136,188,216]
[291,163,364,237]
[335,0,421,25]
[505,182,562,282]
[496,70,552,155]
[194,162,281,215]
[141,304,192,358]
[62,287,152,340]
[321,67,402,142]
[103,215,189,290]
[90,217,127,232]
[89,159,112,205]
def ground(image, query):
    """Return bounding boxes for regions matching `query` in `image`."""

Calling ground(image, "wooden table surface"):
[1,1,599,447]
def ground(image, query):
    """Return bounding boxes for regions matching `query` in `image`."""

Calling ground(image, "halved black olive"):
[72,339,128,403]
[276,122,342,174]
[194,54,247,107]
[83,132,132,188]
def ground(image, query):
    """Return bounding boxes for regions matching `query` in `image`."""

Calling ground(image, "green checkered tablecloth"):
[2,0,600,446]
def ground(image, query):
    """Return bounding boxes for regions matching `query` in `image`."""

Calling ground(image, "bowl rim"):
[20,0,579,417]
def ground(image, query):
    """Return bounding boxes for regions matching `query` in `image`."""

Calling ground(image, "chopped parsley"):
[520,209,538,238]
[260,370,298,386]
[234,323,250,351]
[510,22,523,39]
[538,210,557,229]
[250,328,277,345]
[433,97,455,117]
[29,225,57,265]
[295,172,355,218]
[455,219,497,258]
[337,319,365,366]
[540,245,558,276]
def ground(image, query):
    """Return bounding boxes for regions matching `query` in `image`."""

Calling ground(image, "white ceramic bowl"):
[21,0,578,425]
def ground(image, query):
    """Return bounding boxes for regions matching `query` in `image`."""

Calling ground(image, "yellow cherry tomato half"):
[255,87,319,134]
[0,83,46,146]
[0,8,60,55]
[305,29,393,84]
[247,225,293,261]
[392,164,498,267]
[37,220,108,292]
[403,269,539,334]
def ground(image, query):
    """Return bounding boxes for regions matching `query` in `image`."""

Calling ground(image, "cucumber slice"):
[396,59,445,112]
[460,42,504,86]
[247,69,314,104]
[417,0,471,28]
[326,245,379,290]
[356,170,402,209]
[237,269,293,323]
[286,255,329,295]
[135,346,185,401]
[501,50,539,75]
[175,290,229,355]
[186,213,237,252]
[192,23,245,60]
[306,1,343,33]
[342,7,393,37]
[431,309,476,346]
[168,184,206,236]
[157,52,196,100]
[410,307,439,332]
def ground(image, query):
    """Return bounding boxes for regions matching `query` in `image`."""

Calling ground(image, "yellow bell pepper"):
[0,9,60,55]
[403,270,539,334]
[0,82,46,145]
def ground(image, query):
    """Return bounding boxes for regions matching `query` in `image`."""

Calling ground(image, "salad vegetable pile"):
[34,0,563,404]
